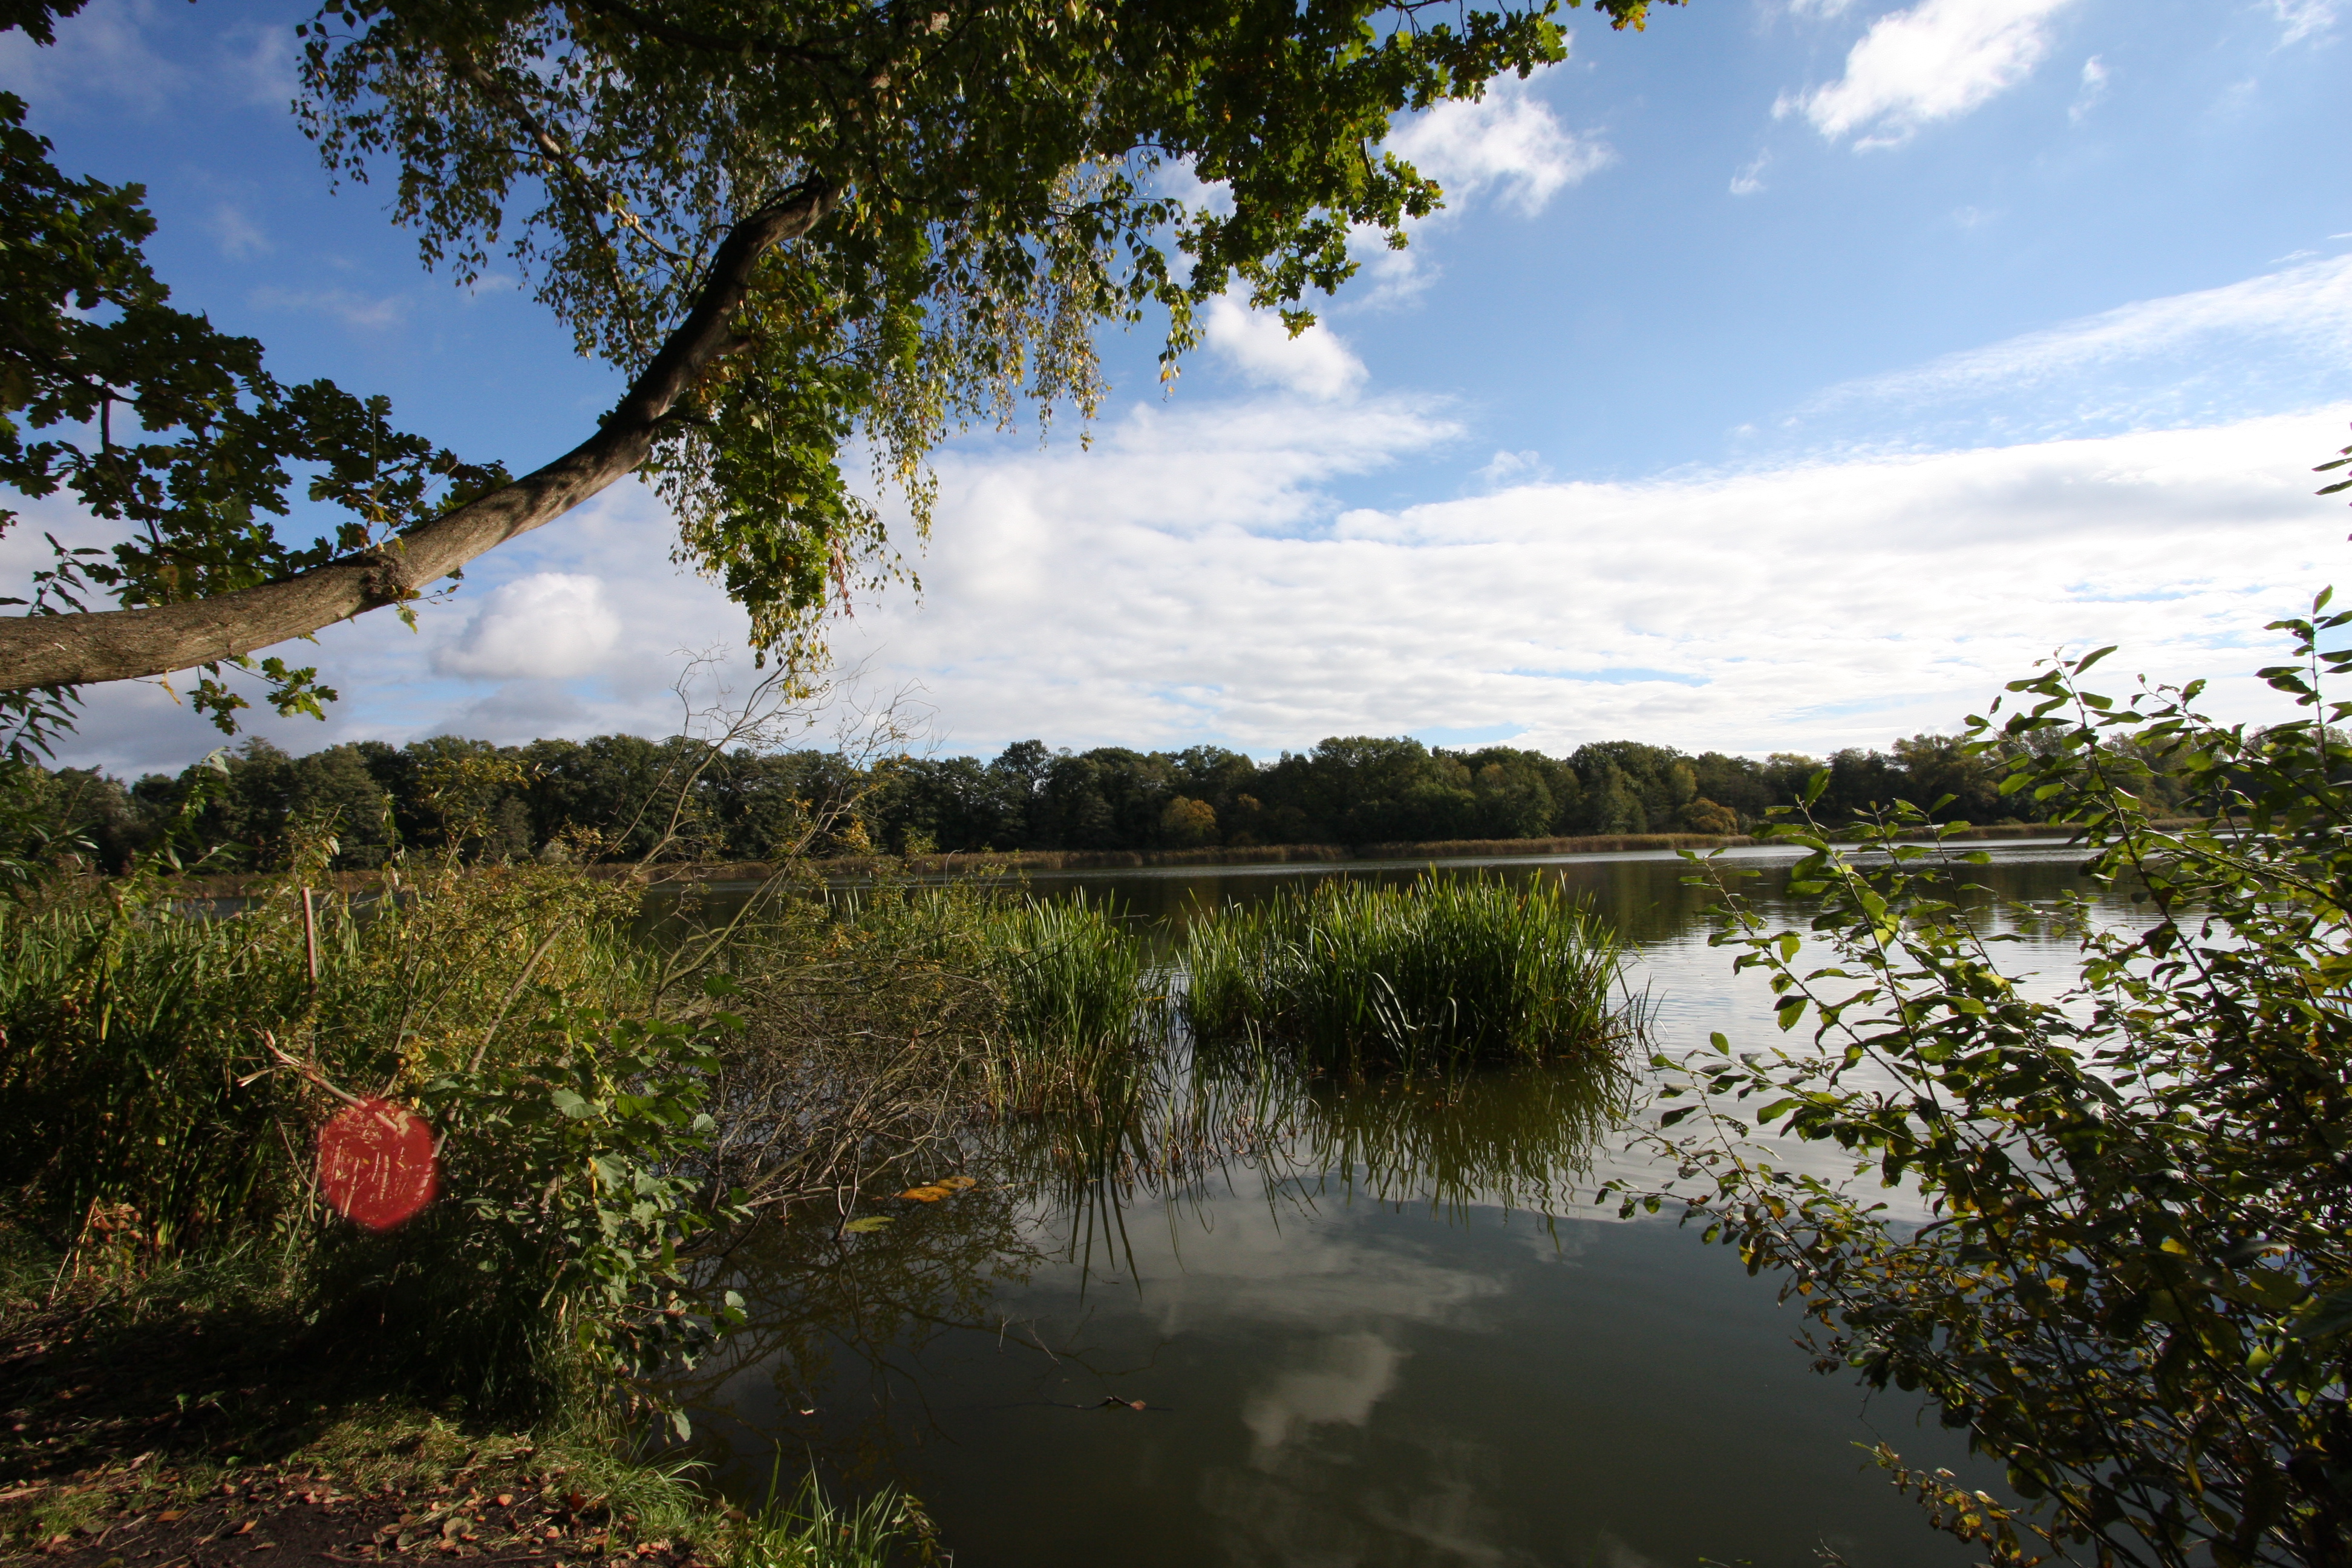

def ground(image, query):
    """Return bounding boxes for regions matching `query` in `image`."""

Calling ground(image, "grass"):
[1181,872,1640,1073]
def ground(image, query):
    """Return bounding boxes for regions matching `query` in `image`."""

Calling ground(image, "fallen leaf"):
[494,1497,513,1509]
[157,1512,186,1523]
[941,1175,978,1191]
[895,1185,950,1202]
[841,1216,893,1233]
[236,1520,258,1535]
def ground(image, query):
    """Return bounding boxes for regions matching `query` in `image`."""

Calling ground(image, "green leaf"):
[843,1215,895,1233]
[2288,1281,2352,1342]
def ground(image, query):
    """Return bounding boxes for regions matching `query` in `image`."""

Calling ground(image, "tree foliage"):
[1,0,1684,720]
[0,83,506,754]
[10,718,2092,877]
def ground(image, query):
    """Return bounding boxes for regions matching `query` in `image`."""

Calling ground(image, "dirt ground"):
[0,1292,715,1568]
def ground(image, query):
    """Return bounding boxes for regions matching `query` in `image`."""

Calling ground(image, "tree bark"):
[0,184,833,694]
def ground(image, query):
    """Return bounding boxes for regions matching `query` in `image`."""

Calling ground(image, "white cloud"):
[1477,450,1547,488]
[2068,54,2108,123]
[1776,0,2075,148]
[43,391,2348,781]
[1385,77,1612,218]
[0,0,181,111]
[208,203,269,260]
[1787,0,1860,15]
[807,399,2344,764]
[1729,152,1771,197]
[2267,0,2340,45]
[247,286,410,330]
[1800,252,2352,436]
[218,21,296,106]
[1241,1333,1404,1457]
[1204,294,1367,400]
[433,573,622,680]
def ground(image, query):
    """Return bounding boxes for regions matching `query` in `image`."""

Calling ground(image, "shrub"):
[1644,599,2352,1566]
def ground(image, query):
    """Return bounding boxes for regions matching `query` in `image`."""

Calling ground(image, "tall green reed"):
[1181,873,1638,1073]
[973,895,1162,1115]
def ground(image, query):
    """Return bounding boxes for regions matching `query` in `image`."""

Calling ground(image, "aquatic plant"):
[1181,873,1639,1072]
[972,894,1163,1114]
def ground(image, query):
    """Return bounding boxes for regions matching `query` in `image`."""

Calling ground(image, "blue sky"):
[5,0,2350,774]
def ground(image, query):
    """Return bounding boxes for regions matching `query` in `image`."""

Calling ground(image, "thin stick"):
[472,923,567,1073]
[301,887,320,1000]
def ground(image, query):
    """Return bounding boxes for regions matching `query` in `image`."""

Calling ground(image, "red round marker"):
[316,1098,438,1230]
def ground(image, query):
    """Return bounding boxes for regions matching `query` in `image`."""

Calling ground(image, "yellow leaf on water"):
[941,1175,978,1191]
[897,1185,951,1202]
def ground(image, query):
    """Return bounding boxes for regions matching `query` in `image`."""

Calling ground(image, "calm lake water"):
[674,840,2134,1568]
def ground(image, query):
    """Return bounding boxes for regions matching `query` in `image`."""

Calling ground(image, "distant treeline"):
[18,725,2161,875]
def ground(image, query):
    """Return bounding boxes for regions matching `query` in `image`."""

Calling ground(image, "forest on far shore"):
[18,727,2145,874]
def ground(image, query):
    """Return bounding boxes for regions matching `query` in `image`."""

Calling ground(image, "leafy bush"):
[311,998,750,1422]
[1645,599,2352,1566]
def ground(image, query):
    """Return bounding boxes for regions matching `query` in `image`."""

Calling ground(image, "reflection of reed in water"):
[987,1025,1638,1261]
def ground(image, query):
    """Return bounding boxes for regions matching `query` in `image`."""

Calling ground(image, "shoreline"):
[152,819,2122,898]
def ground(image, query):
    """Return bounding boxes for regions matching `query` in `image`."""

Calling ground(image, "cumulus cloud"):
[48,391,2347,783]
[1242,1334,1405,1457]
[1385,76,1613,218]
[1203,294,1368,400]
[805,397,2345,765]
[434,573,622,680]
[1777,0,2075,148]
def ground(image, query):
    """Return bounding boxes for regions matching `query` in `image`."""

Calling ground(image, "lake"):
[671,839,2131,1567]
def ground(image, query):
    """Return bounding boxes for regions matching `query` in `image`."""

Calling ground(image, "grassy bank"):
[1,835,1645,1562]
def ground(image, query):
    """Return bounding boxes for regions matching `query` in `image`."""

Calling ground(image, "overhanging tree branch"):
[0,181,834,695]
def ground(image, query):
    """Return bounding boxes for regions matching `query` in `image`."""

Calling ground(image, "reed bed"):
[1181,874,1639,1073]
[972,895,1164,1115]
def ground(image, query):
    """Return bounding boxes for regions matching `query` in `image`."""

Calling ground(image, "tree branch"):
[0,181,835,694]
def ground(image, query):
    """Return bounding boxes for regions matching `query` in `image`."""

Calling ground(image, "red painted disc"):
[316,1098,438,1231]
